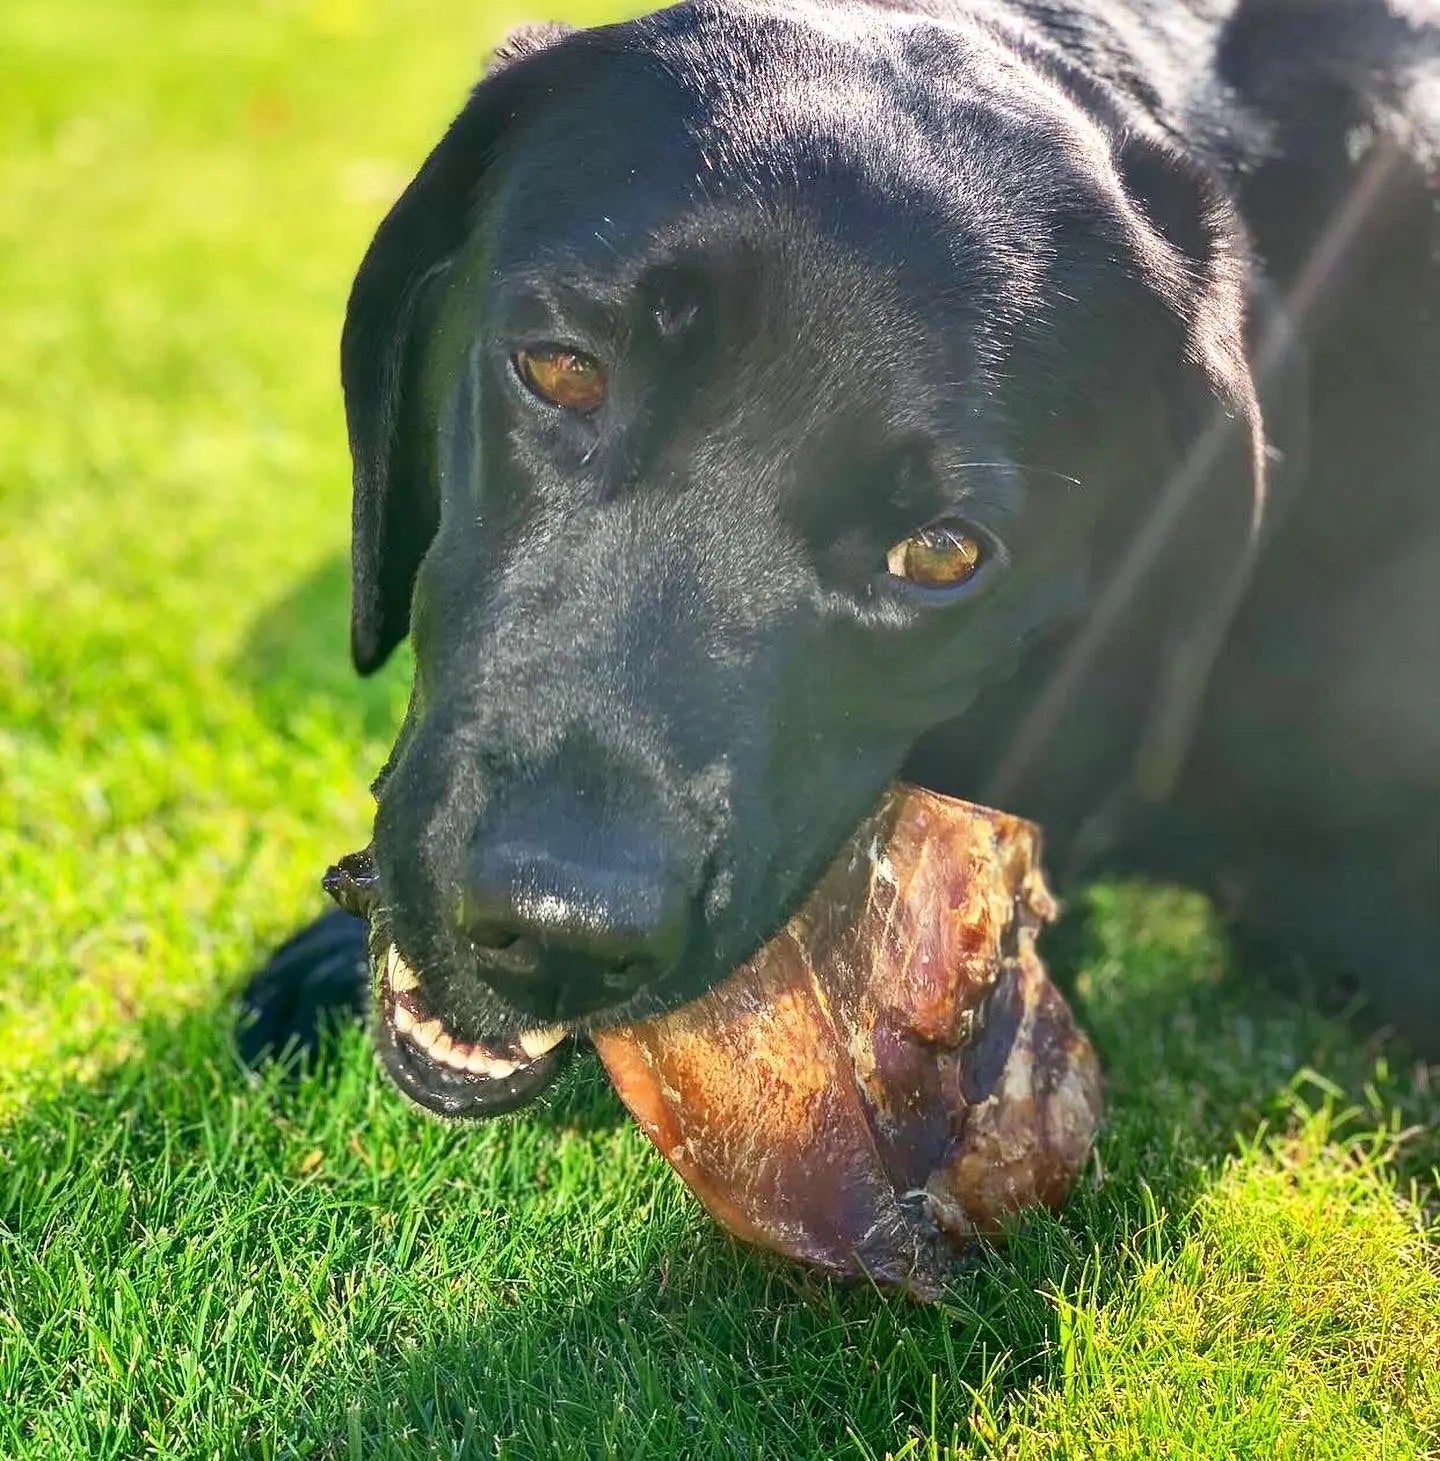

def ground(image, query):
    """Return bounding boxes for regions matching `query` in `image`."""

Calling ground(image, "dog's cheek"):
[822,604,1014,733]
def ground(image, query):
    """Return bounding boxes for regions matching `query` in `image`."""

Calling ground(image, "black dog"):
[243,0,1440,1116]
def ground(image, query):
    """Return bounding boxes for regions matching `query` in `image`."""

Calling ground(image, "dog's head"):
[340,7,1265,1116]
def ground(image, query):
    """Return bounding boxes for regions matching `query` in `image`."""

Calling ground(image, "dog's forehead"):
[477,115,943,356]
[477,77,934,348]
[475,5,1111,330]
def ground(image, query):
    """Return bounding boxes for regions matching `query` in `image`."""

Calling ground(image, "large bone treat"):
[591,785,1103,1298]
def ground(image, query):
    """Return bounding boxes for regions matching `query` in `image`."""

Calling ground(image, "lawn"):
[1,1,1437,1456]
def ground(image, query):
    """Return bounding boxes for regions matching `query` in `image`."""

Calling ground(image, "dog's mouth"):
[373,940,573,1118]
[325,848,573,1118]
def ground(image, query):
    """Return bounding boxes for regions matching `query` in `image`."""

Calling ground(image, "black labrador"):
[243,0,1440,1117]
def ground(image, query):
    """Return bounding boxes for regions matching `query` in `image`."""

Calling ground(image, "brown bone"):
[591,785,1103,1298]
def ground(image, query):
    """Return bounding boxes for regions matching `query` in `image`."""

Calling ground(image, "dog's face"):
[342,8,1263,1116]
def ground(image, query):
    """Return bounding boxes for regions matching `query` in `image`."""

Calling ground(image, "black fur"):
[246,0,1440,1070]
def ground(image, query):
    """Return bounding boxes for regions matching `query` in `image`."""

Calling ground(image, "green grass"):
[1,1,1437,1455]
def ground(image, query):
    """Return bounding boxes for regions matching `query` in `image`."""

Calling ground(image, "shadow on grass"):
[5,889,1434,1458]
[230,548,410,746]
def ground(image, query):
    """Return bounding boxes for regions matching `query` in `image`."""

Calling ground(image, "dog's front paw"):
[236,908,370,1067]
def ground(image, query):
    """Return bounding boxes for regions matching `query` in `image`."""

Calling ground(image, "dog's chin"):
[372,940,573,1119]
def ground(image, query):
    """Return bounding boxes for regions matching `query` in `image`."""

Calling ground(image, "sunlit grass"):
[1,2,1436,1456]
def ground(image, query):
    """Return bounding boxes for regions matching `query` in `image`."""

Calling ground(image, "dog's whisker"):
[951,460,1084,489]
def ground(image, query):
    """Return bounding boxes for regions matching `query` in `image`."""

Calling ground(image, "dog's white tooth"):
[411,1018,442,1051]
[480,1054,519,1080]
[518,1025,567,1060]
[463,1047,489,1075]
[392,1002,415,1035]
[389,954,420,994]
[432,1031,455,1062]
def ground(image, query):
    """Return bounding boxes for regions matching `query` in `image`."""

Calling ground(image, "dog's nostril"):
[465,923,542,972]
[473,926,521,952]
[603,959,653,993]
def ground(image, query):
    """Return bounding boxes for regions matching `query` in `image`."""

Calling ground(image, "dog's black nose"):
[456,840,692,1019]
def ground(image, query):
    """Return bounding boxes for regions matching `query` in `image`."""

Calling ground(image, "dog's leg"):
[235,909,369,1066]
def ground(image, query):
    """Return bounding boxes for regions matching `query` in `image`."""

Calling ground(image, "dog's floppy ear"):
[341,22,576,674]
[984,128,1272,824]
[1112,131,1272,800]
[1001,129,1271,798]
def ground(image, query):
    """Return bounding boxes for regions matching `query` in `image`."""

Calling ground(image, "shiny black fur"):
[244,0,1440,1067]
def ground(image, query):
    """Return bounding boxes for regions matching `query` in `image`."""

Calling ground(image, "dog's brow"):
[488,264,636,337]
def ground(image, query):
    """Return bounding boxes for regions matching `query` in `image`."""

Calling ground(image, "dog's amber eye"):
[885,522,983,588]
[514,347,607,413]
